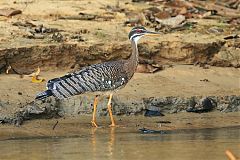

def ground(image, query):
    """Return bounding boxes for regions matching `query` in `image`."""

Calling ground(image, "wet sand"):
[0,112,239,140]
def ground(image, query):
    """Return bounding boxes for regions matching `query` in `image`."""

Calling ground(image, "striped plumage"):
[36,60,129,100]
[35,26,159,127]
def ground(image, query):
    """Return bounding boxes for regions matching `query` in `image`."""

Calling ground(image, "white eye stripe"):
[130,33,144,40]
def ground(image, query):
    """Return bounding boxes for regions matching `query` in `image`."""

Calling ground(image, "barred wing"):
[47,61,128,99]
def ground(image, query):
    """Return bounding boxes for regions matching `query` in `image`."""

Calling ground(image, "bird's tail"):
[35,90,53,100]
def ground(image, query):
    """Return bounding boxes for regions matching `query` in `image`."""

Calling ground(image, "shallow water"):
[0,126,239,160]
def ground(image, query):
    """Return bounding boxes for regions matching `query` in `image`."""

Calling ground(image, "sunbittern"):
[36,26,159,127]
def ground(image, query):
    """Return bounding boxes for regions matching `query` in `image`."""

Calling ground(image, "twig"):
[52,120,59,130]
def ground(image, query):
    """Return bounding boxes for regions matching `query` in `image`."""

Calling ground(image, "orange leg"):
[107,93,116,127]
[91,95,99,127]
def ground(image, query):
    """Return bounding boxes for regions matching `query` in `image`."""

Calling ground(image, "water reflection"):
[108,127,115,158]
[91,127,115,160]
[91,128,97,160]
[0,127,239,160]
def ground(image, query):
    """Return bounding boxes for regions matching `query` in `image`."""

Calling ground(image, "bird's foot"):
[91,121,99,127]
[109,123,116,127]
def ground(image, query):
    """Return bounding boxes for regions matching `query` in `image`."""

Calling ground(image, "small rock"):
[144,109,165,117]
[207,27,224,34]
[187,97,215,113]
[200,79,209,82]
[70,35,85,42]
[35,25,47,33]
[52,32,64,42]
[79,29,90,34]
[139,128,167,134]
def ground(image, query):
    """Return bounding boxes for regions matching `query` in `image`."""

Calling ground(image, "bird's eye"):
[136,29,141,33]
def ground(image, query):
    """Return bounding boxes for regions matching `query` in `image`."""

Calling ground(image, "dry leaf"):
[29,67,45,83]
[31,75,45,83]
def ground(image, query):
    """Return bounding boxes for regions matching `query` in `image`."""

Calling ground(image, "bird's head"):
[128,26,160,43]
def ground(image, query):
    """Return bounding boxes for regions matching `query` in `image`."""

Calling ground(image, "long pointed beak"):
[145,30,160,36]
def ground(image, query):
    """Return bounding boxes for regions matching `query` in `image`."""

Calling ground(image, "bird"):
[35,26,160,127]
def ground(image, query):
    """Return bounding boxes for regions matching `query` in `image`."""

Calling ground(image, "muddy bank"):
[0,0,240,74]
[0,112,239,140]
[0,65,239,125]
[1,93,239,126]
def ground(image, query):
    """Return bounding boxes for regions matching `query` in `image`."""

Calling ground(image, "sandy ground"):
[0,65,239,103]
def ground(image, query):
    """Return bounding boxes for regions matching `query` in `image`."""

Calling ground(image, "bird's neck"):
[125,40,139,78]
[130,40,139,68]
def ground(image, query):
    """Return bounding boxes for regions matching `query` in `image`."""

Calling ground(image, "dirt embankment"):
[0,0,239,125]
[0,65,239,125]
[0,0,240,73]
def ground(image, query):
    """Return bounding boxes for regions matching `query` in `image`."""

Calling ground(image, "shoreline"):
[0,112,239,140]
